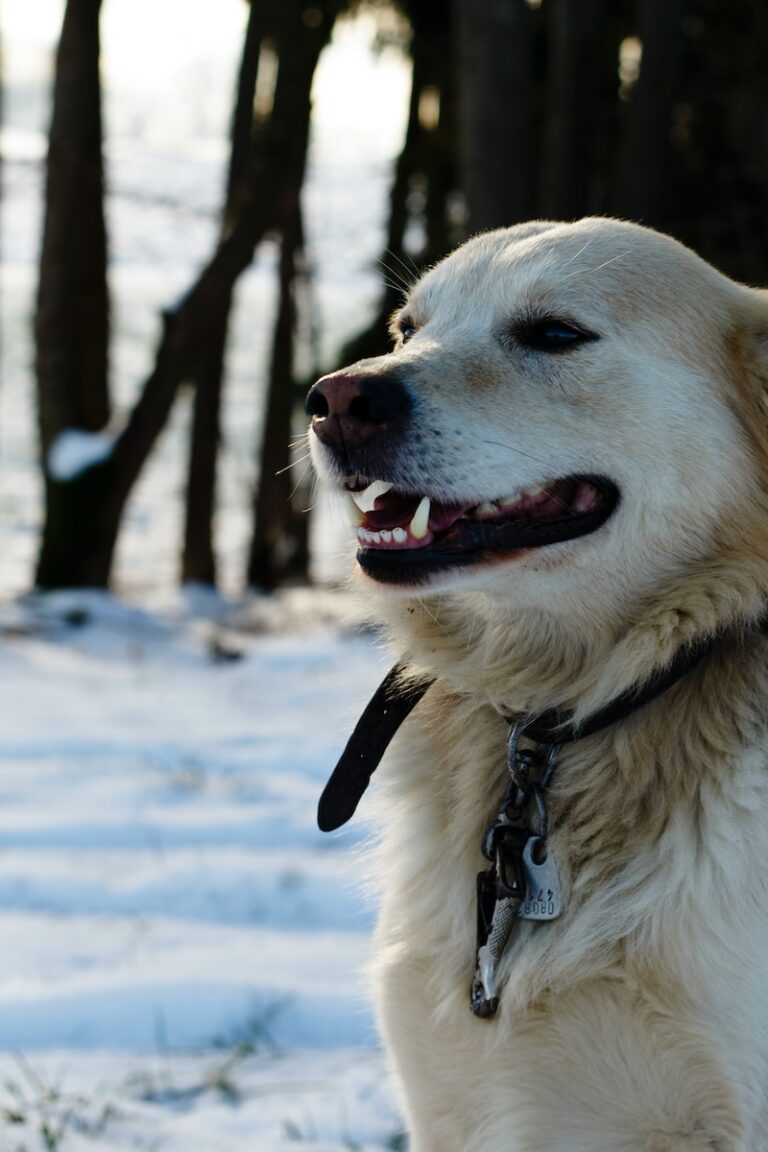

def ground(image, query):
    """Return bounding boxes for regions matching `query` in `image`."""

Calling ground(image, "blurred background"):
[0,1,766,1148]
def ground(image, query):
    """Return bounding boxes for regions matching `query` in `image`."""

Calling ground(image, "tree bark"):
[181,290,231,586]
[246,0,340,590]
[35,0,109,456]
[656,0,768,283]
[337,0,459,367]
[35,140,278,588]
[614,0,684,224]
[540,0,605,220]
[34,0,296,589]
[181,0,265,586]
[452,0,535,230]
[247,216,305,589]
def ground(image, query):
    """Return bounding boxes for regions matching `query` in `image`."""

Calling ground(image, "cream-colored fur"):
[311,219,768,1150]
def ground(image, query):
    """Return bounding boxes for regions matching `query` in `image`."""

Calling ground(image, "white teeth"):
[474,486,547,516]
[344,493,365,527]
[498,490,523,508]
[352,480,393,513]
[380,530,392,543]
[393,527,407,543]
[409,496,431,540]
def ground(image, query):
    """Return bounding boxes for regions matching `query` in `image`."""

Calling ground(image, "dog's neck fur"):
[364,546,768,1032]
[368,540,768,727]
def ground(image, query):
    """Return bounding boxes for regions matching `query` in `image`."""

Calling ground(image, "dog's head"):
[308,219,768,629]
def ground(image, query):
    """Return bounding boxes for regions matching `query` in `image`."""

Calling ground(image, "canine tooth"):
[475,501,497,516]
[344,493,365,526]
[393,527,407,543]
[352,480,393,513]
[523,485,545,498]
[380,530,392,543]
[409,496,431,539]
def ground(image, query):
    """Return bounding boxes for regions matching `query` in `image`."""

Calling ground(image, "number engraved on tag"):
[518,836,562,921]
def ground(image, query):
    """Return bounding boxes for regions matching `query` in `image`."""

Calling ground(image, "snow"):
[0,594,402,1149]
[47,429,117,481]
[0,10,412,1147]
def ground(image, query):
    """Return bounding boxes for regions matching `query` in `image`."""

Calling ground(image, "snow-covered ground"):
[0,593,402,1150]
[0,9,415,1147]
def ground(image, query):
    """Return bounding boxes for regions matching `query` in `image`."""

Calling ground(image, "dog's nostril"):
[305,388,329,418]
[348,395,372,422]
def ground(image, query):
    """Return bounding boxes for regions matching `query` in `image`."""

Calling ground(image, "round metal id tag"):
[518,836,562,921]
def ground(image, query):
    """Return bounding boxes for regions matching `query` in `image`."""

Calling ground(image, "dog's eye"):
[513,318,597,352]
[398,318,417,344]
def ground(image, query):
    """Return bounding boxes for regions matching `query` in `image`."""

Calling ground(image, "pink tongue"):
[427,501,470,533]
[363,494,469,534]
[364,494,420,531]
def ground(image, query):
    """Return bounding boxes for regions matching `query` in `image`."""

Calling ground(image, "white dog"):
[307,218,768,1151]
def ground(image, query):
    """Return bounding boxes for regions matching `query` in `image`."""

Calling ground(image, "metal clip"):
[470,722,564,1018]
[493,824,527,898]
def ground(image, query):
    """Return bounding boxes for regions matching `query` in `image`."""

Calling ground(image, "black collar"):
[318,617,765,833]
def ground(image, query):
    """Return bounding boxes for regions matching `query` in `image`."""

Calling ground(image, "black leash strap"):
[317,613,768,834]
[317,664,434,832]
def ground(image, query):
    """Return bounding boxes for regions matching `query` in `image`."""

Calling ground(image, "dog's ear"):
[724,293,768,465]
[737,288,768,372]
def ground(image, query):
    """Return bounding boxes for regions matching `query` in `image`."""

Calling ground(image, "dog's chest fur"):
[369,642,768,1150]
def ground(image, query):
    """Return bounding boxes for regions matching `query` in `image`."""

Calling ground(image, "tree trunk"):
[246,0,340,590]
[181,0,265,587]
[35,0,109,457]
[181,290,231,585]
[35,158,279,588]
[336,0,459,367]
[247,216,304,589]
[540,0,605,220]
[34,0,291,589]
[452,0,535,230]
[614,0,684,224]
[37,465,121,589]
[656,0,768,283]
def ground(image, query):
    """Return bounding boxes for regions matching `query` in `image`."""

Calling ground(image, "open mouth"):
[341,475,620,586]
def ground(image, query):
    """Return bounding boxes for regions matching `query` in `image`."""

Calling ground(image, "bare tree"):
[452,0,538,231]
[34,0,289,588]
[615,0,684,224]
[246,0,342,589]
[336,0,458,368]
[539,0,606,220]
[181,0,266,587]
[36,0,109,460]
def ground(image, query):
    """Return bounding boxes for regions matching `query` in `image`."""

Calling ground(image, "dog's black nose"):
[305,372,411,452]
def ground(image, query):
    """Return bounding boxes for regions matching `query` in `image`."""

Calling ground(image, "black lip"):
[356,475,620,587]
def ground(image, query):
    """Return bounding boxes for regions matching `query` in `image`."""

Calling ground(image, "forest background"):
[4,0,766,603]
[0,2,766,1150]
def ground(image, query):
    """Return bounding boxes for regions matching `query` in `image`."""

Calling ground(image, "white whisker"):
[290,459,314,501]
[561,250,631,283]
[479,439,571,511]
[385,247,419,290]
[275,451,313,477]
